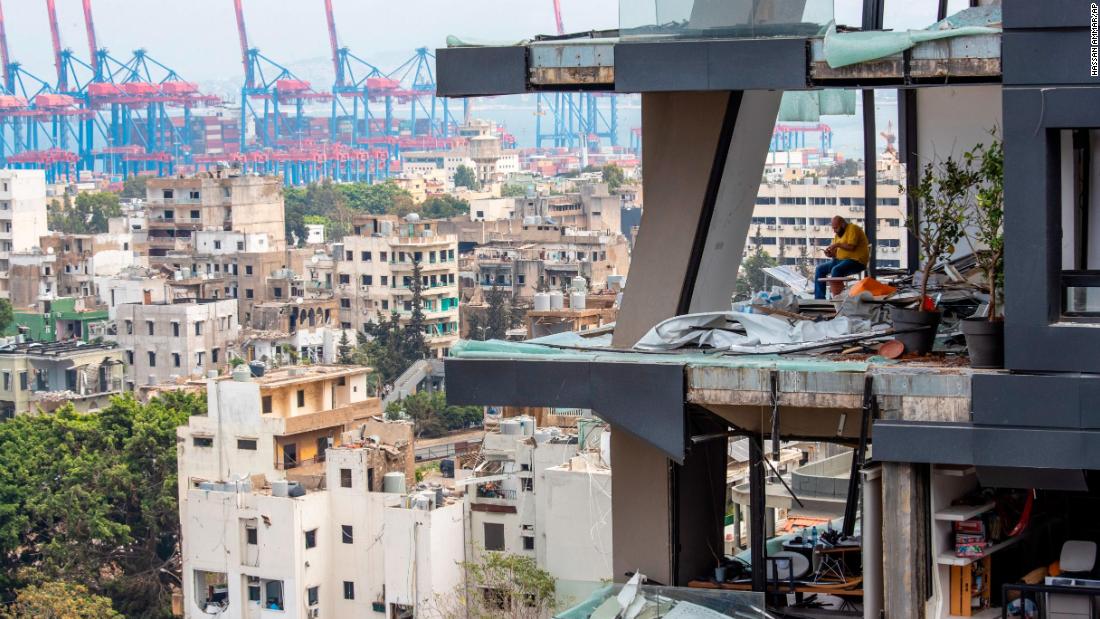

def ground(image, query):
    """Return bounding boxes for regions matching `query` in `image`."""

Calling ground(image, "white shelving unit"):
[935,501,996,522]
[936,535,1023,566]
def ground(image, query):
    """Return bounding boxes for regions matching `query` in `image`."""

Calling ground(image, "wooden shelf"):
[935,501,995,522]
[937,536,1022,566]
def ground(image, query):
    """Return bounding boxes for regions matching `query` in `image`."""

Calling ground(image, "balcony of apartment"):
[389,259,456,273]
[147,215,203,230]
[268,395,380,436]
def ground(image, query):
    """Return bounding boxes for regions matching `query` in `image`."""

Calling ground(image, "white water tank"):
[533,292,551,311]
[500,419,521,435]
[517,416,535,436]
[571,276,587,292]
[271,480,289,498]
[570,292,586,310]
[549,291,564,310]
[383,472,406,494]
[607,275,626,291]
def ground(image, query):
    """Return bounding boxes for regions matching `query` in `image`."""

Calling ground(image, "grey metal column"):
[861,0,884,276]
[749,435,767,591]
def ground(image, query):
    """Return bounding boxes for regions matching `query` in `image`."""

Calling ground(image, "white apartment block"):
[0,170,48,299]
[749,180,909,271]
[115,298,239,387]
[177,365,454,619]
[465,417,613,607]
[337,215,460,358]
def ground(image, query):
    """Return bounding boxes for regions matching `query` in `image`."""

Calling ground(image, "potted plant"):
[899,156,972,354]
[961,135,1005,368]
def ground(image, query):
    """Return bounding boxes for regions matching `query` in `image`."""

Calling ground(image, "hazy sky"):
[1,1,958,84]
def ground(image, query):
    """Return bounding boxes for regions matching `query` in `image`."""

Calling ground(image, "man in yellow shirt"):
[813,216,869,299]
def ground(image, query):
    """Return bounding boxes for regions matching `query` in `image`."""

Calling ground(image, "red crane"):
[323,0,342,86]
[232,0,252,87]
[0,0,10,90]
[44,0,66,91]
[80,0,99,78]
[553,0,565,35]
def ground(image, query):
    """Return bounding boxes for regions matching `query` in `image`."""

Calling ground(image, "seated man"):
[814,216,869,299]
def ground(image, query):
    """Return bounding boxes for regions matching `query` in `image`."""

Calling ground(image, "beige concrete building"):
[145,172,286,261]
[0,340,125,418]
[115,298,240,388]
[336,214,460,357]
[747,180,908,271]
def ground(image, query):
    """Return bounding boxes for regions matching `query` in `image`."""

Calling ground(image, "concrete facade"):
[0,340,125,417]
[0,170,49,301]
[337,215,460,357]
[115,299,240,387]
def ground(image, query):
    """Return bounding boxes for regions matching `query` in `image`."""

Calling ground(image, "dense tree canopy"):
[453,165,479,190]
[48,192,122,234]
[601,163,626,191]
[284,181,418,245]
[0,392,205,618]
[119,175,150,200]
[734,226,778,300]
[384,391,482,439]
[420,195,470,219]
[2,581,122,618]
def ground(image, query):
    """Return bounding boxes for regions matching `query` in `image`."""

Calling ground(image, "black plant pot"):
[890,307,941,355]
[961,318,1005,369]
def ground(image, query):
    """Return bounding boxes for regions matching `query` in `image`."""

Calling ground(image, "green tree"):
[420,195,470,219]
[3,580,122,619]
[454,165,479,190]
[0,299,13,335]
[337,330,354,364]
[484,285,511,340]
[826,159,861,179]
[601,163,626,191]
[500,184,527,197]
[49,192,121,234]
[119,175,149,200]
[403,259,430,363]
[384,391,482,439]
[735,226,778,300]
[0,392,205,617]
[426,554,556,618]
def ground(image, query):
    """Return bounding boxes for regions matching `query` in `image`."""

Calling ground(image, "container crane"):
[535,0,619,151]
[386,47,458,140]
[233,0,331,153]
[323,0,396,172]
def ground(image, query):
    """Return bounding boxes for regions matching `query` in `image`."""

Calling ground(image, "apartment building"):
[336,214,460,357]
[145,171,286,260]
[468,231,631,302]
[401,122,519,186]
[244,297,344,365]
[177,365,417,619]
[749,180,908,270]
[0,170,49,301]
[8,296,110,343]
[464,417,612,606]
[115,298,240,388]
[0,340,125,417]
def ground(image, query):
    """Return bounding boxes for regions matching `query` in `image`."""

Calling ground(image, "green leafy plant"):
[963,133,1005,320]
[906,156,974,310]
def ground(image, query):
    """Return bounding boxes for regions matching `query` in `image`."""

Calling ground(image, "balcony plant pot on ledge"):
[960,134,1005,369]
[961,318,1004,369]
[891,306,941,356]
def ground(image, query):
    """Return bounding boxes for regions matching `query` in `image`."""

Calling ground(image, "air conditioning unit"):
[766,225,777,230]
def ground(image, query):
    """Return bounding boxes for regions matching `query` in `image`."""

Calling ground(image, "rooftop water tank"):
[231,366,250,382]
[383,472,406,494]
[271,480,289,498]
[533,292,551,312]
[517,416,535,436]
[570,292,586,310]
[571,276,587,292]
[549,291,564,310]
[249,361,266,378]
[500,419,522,435]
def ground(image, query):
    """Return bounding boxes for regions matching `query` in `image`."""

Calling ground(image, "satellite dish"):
[311,255,319,264]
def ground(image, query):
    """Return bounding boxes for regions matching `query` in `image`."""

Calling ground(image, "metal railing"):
[1002,581,1100,618]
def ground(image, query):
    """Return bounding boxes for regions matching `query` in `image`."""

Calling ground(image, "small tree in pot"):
[899,156,972,354]
[961,135,1005,368]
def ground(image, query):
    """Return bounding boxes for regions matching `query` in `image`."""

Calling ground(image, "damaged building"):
[437,1,1100,617]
